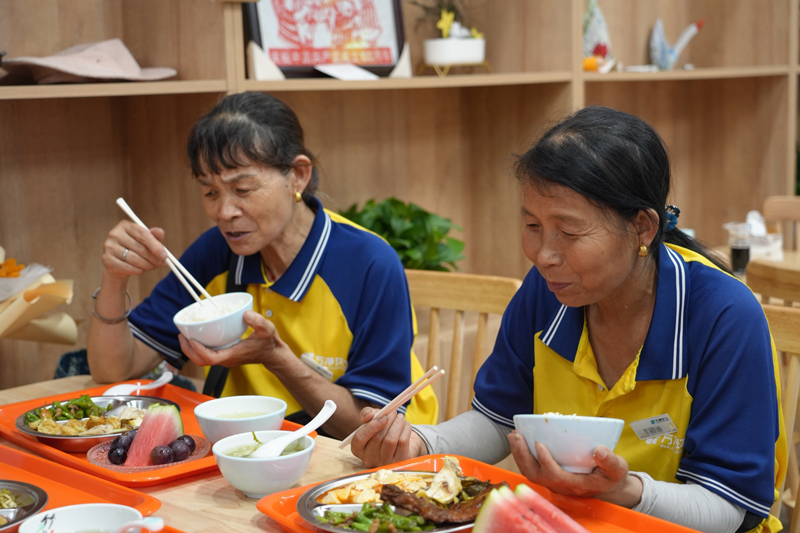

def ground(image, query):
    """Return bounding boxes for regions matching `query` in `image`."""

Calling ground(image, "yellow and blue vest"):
[129,197,438,425]
[472,243,786,531]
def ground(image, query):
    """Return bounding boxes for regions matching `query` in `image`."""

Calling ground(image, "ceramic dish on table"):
[0,480,47,533]
[14,396,180,453]
[87,434,210,473]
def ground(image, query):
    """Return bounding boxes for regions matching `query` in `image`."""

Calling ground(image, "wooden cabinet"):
[1,0,797,388]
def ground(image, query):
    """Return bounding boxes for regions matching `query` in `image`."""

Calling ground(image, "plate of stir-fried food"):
[15,395,180,452]
[298,456,507,533]
[0,481,47,532]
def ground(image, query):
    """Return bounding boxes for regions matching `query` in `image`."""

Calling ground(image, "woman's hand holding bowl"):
[350,406,427,468]
[102,220,168,279]
[509,432,643,508]
[178,309,289,368]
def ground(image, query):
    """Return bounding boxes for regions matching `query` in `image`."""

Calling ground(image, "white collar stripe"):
[350,388,407,414]
[290,212,331,302]
[542,305,567,345]
[130,322,183,361]
[472,398,515,426]
[677,469,770,515]
[235,254,245,285]
[675,249,686,377]
[665,248,684,379]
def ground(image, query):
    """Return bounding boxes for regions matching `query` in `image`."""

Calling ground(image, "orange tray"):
[257,454,698,533]
[0,382,311,488]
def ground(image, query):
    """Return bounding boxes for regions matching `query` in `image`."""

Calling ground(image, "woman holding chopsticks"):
[87,91,438,438]
[349,107,786,533]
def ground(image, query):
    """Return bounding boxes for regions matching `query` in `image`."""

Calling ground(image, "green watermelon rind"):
[125,404,185,467]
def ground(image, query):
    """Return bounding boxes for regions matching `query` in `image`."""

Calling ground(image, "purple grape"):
[176,435,196,453]
[108,446,127,465]
[150,445,174,465]
[168,440,190,462]
[110,434,132,451]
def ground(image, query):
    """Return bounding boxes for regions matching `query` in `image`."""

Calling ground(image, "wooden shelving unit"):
[1,0,798,388]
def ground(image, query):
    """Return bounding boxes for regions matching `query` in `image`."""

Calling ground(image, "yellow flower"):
[437,9,455,38]
[470,27,484,39]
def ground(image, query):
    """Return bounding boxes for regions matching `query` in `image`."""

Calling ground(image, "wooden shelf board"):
[0,80,228,100]
[583,65,791,82]
[242,71,572,92]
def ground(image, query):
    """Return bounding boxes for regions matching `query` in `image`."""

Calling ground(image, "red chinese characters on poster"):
[257,0,400,67]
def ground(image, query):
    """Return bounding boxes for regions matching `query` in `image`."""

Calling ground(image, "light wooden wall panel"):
[586,77,789,246]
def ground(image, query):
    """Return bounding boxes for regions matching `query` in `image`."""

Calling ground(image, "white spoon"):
[110,516,165,533]
[102,372,174,396]
[250,400,337,458]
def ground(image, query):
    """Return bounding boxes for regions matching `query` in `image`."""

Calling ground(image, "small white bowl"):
[212,430,315,498]
[19,503,142,533]
[513,414,624,473]
[173,292,254,349]
[194,395,287,444]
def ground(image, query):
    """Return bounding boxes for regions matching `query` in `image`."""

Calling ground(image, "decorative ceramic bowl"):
[18,503,142,533]
[212,430,315,498]
[513,414,624,473]
[423,38,485,65]
[173,292,254,349]
[194,395,287,444]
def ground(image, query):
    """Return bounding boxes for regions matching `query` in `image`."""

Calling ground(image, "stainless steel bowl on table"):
[0,480,48,532]
[14,396,180,453]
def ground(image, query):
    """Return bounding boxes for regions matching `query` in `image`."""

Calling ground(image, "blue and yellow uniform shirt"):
[472,243,786,531]
[128,197,438,425]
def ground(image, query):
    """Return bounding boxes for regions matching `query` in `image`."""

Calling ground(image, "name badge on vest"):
[630,414,678,440]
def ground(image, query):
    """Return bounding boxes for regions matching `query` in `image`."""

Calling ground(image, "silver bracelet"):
[92,287,132,324]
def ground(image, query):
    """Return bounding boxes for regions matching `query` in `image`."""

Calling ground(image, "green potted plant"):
[339,198,465,271]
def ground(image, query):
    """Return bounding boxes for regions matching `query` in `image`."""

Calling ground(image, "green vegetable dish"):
[23,394,108,424]
[320,503,434,532]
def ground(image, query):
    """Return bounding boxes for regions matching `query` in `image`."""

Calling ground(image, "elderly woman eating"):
[350,107,786,533]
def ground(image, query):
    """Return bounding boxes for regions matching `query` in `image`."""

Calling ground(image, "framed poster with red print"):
[244,0,406,78]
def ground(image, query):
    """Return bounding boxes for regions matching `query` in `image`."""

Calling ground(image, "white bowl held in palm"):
[212,430,315,498]
[18,503,142,533]
[173,292,253,349]
[423,38,485,65]
[513,414,624,474]
[194,395,287,444]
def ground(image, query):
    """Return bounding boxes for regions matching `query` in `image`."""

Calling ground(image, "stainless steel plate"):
[0,480,48,532]
[15,396,181,453]
[296,471,472,533]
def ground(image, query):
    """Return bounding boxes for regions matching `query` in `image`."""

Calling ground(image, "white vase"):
[423,38,486,65]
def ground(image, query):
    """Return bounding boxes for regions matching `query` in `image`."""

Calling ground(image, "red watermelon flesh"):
[473,486,551,533]
[515,484,590,533]
[125,404,184,467]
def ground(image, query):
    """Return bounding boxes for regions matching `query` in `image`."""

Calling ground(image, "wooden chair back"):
[405,270,522,422]
[763,196,800,251]
[764,305,800,525]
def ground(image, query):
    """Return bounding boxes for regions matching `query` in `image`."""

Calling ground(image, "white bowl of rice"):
[173,292,253,349]
[513,413,624,473]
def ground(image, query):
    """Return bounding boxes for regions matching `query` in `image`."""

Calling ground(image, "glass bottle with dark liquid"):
[730,246,750,277]
[724,222,751,278]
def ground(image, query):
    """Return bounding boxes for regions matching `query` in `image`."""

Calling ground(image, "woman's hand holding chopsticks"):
[101,220,169,278]
[349,406,429,468]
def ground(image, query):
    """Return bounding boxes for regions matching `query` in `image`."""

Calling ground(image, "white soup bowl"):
[212,430,315,498]
[194,395,287,444]
[173,292,253,349]
[19,503,142,533]
[513,414,624,473]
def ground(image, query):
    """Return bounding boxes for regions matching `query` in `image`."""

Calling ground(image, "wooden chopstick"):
[116,198,223,310]
[338,366,445,449]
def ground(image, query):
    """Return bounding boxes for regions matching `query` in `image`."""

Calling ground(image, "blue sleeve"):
[471,269,539,427]
[128,228,230,368]
[330,244,416,412]
[678,284,780,518]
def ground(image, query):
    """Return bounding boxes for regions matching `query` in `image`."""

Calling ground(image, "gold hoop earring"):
[638,244,649,257]
[294,191,302,203]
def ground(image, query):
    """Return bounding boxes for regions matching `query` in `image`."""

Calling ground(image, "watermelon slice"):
[473,486,555,533]
[125,404,184,467]
[515,484,590,533]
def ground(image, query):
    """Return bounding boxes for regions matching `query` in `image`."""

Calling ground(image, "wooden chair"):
[764,305,800,526]
[747,260,800,308]
[405,270,522,422]
[763,196,800,251]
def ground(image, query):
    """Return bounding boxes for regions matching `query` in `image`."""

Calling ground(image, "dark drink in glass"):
[731,246,750,277]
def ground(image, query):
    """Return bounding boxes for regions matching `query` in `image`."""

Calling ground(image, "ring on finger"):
[121,248,130,262]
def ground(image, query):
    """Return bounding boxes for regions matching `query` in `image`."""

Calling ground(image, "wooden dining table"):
[0,375,370,533]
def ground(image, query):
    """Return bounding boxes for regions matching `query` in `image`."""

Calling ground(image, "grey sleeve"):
[411,410,512,464]
[630,472,747,533]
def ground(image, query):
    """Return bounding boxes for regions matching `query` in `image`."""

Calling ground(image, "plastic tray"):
[0,383,310,488]
[256,455,698,533]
